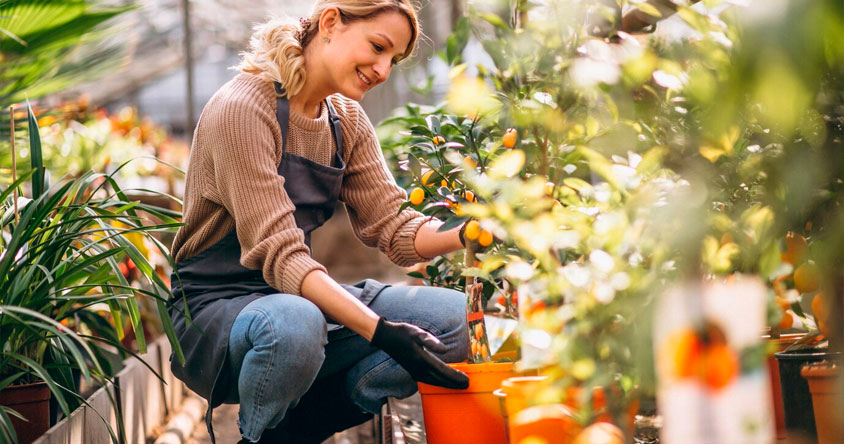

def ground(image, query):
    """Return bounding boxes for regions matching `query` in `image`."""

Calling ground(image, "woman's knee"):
[405,286,468,362]
[239,294,328,360]
[420,286,467,335]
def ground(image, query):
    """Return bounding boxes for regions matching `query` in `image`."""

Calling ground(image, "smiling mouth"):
[356,68,372,86]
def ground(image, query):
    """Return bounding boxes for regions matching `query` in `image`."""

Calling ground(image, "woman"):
[168,1,472,443]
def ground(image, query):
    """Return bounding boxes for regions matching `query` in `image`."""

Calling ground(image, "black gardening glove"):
[369,317,469,390]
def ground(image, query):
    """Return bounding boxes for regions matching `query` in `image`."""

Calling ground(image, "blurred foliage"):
[380,0,843,430]
[1,100,188,202]
[0,105,184,444]
[0,0,131,108]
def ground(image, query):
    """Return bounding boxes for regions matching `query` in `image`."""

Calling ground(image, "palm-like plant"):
[0,106,185,444]
[0,0,131,142]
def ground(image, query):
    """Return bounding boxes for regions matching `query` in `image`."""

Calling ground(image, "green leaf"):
[636,2,663,18]
[478,12,509,31]
[26,100,44,199]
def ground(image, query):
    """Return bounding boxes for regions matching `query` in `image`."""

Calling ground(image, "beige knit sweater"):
[172,73,428,295]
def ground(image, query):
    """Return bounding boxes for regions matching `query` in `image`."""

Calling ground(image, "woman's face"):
[321,11,412,101]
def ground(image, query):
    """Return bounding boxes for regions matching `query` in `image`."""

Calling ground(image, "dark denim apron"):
[169,82,388,442]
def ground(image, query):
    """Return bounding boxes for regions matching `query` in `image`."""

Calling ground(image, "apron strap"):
[274,81,344,164]
[325,99,344,161]
[273,82,291,154]
[205,406,216,443]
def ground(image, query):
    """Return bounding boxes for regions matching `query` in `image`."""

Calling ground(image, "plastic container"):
[509,404,580,444]
[417,362,516,444]
[773,348,827,439]
[765,333,804,439]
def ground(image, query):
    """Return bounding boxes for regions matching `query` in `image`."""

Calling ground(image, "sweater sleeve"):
[202,92,326,295]
[340,102,431,266]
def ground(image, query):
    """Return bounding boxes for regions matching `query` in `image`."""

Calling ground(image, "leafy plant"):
[380,0,844,435]
[0,105,184,444]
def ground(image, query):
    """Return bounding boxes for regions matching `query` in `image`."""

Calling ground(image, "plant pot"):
[418,362,516,444]
[509,404,580,444]
[494,376,550,443]
[499,376,549,418]
[0,381,51,444]
[765,333,803,440]
[801,360,844,444]
[773,348,827,440]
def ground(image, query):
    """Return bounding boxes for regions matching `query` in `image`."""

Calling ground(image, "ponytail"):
[237,17,313,97]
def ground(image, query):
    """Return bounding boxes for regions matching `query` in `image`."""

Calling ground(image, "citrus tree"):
[380,0,844,434]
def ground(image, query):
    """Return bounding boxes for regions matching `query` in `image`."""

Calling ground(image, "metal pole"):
[181,0,195,141]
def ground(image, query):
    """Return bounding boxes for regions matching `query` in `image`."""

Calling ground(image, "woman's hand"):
[370,317,469,389]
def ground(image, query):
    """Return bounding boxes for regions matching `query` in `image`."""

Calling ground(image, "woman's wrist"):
[413,219,464,258]
[300,269,380,341]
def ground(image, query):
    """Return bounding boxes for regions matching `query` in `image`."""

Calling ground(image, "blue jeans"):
[227,285,468,442]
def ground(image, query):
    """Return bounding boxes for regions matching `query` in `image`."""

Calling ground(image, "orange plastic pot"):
[418,362,516,444]
[509,404,580,444]
[500,376,550,418]
[801,361,844,444]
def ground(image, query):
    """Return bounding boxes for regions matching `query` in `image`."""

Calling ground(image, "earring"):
[323,37,330,44]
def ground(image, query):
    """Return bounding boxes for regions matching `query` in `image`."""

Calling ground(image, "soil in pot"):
[801,360,844,444]
[773,348,827,440]
[417,361,516,444]
[0,382,51,444]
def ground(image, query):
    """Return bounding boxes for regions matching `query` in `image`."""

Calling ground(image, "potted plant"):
[0,105,184,444]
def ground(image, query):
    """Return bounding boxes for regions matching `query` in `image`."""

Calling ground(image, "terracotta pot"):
[765,333,804,439]
[801,360,844,444]
[418,362,517,444]
[0,381,51,444]
[509,404,580,444]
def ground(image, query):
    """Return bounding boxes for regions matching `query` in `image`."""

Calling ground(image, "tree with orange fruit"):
[379,0,844,440]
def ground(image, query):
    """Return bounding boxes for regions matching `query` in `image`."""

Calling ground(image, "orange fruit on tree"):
[794,262,820,293]
[464,156,477,168]
[778,311,794,330]
[503,128,518,148]
[699,343,739,391]
[811,292,827,325]
[544,181,555,196]
[464,190,475,202]
[440,179,448,188]
[464,220,481,240]
[432,135,445,146]
[409,187,425,206]
[783,231,809,265]
[478,229,493,247]
[421,170,435,186]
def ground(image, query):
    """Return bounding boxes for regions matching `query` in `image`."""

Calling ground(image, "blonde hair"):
[238,0,420,97]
